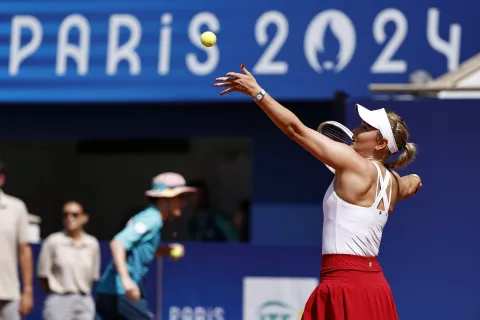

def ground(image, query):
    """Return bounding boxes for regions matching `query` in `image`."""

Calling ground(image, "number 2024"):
[252,8,461,75]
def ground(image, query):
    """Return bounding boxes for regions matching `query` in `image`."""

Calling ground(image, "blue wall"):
[0,102,341,246]
[28,242,321,320]
[253,99,480,318]
[347,99,480,320]
[8,99,480,319]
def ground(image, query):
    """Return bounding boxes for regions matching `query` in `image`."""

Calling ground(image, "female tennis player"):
[214,65,422,320]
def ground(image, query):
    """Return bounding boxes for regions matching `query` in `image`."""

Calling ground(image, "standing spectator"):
[0,160,34,320]
[187,180,237,242]
[37,201,100,320]
[95,172,195,320]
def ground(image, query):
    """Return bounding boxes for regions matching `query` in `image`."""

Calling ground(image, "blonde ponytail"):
[383,109,417,169]
[386,142,417,169]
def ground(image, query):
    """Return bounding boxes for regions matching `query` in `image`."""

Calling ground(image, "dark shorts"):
[95,293,153,320]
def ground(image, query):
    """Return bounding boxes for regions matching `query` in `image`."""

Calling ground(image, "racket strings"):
[321,125,352,144]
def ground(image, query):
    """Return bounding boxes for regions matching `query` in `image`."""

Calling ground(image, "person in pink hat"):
[95,172,196,320]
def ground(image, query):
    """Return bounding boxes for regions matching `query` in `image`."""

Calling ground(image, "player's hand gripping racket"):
[317,121,354,174]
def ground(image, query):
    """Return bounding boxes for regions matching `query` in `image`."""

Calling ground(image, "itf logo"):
[243,277,318,320]
[256,300,297,320]
[304,10,356,73]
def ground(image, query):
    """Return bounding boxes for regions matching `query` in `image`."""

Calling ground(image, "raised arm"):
[214,65,365,173]
[256,94,364,171]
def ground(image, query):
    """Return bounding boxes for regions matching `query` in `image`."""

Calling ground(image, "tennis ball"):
[201,31,217,47]
[170,244,184,259]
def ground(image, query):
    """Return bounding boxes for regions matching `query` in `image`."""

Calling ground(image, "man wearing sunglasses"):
[37,201,100,320]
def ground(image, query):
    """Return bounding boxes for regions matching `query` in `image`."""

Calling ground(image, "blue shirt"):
[96,206,163,294]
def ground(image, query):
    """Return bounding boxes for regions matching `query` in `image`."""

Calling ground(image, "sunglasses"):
[63,212,81,219]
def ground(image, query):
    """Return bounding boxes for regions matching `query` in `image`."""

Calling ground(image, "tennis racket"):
[316,121,354,173]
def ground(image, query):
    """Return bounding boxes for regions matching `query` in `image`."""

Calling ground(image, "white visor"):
[356,104,398,153]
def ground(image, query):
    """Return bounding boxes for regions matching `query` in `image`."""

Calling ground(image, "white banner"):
[243,277,319,320]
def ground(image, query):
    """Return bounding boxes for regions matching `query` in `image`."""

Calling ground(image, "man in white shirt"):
[0,160,34,320]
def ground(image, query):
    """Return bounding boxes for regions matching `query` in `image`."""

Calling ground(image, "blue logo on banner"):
[0,0,478,101]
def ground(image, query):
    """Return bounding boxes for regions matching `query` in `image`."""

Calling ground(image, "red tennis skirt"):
[302,254,398,320]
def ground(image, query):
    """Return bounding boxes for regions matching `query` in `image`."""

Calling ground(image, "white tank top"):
[322,161,392,257]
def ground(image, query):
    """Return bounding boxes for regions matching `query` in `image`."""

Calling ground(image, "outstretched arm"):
[255,94,364,172]
[214,65,366,173]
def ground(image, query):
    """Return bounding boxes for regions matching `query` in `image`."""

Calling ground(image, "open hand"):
[214,64,261,97]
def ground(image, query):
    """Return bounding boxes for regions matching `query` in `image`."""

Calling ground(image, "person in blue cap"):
[95,172,196,320]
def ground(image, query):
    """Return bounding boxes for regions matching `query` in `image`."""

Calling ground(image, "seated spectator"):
[232,199,250,242]
[187,180,237,242]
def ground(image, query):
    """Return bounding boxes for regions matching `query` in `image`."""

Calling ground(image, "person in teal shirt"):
[95,172,196,320]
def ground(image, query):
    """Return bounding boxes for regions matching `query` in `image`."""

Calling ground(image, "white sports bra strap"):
[377,173,391,211]
[372,161,382,198]
[371,162,392,210]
